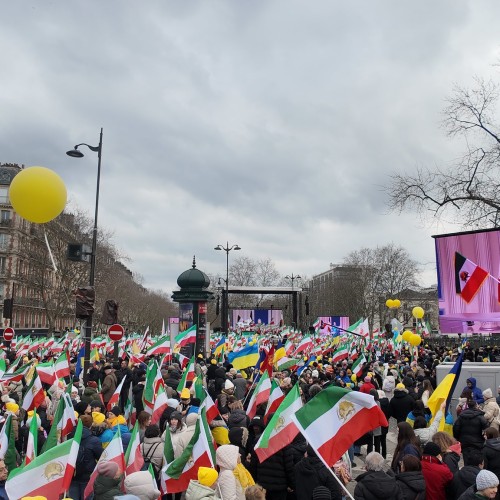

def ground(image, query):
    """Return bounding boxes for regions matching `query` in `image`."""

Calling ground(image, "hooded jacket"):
[421,455,453,500]
[93,474,122,500]
[390,388,415,423]
[216,444,246,500]
[413,410,443,446]
[448,465,481,499]
[294,455,342,500]
[483,437,500,478]
[74,426,104,481]
[176,413,199,456]
[463,378,484,404]
[124,471,161,500]
[382,376,396,400]
[186,480,217,500]
[395,471,426,500]
[140,435,165,474]
[481,389,500,425]
[353,470,403,500]
[453,408,488,449]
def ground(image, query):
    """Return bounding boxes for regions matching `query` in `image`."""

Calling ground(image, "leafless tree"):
[387,78,500,228]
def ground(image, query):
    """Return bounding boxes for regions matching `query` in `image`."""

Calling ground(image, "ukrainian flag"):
[427,352,464,432]
[214,336,226,357]
[227,343,260,369]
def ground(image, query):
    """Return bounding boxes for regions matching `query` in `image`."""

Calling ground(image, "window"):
[0,257,6,274]
[0,233,8,250]
[0,210,10,223]
[0,187,8,204]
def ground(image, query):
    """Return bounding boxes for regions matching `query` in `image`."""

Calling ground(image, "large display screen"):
[231,308,283,327]
[433,228,500,334]
[316,316,350,335]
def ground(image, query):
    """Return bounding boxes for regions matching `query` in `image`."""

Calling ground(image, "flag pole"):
[314,448,355,500]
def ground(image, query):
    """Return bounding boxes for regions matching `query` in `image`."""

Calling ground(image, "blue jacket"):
[111,423,131,450]
[74,427,103,481]
[0,481,8,500]
[463,378,484,404]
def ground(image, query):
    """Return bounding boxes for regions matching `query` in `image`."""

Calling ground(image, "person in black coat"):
[294,445,342,500]
[453,400,488,465]
[483,427,500,482]
[377,390,391,459]
[390,385,415,423]
[68,415,103,500]
[132,376,146,414]
[448,448,483,499]
[395,455,426,500]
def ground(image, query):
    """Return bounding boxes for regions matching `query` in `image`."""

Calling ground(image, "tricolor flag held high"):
[455,252,489,303]
[174,325,197,348]
[146,335,171,357]
[292,386,388,467]
[21,369,45,412]
[264,379,285,423]
[246,371,272,420]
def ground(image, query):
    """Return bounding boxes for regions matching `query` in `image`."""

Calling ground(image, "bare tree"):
[387,78,500,228]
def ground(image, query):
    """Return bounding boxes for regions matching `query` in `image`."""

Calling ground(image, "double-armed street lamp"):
[66,128,103,383]
[285,273,301,328]
[214,242,241,334]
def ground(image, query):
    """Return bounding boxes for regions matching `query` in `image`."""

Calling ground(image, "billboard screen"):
[231,309,283,327]
[317,316,350,335]
[433,228,500,334]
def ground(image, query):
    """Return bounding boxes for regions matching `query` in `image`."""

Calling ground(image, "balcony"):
[0,219,11,227]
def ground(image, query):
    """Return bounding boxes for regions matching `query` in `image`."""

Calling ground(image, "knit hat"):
[180,388,191,399]
[5,402,19,413]
[476,469,499,490]
[87,381,97,388]
[211,359,217,365]
[198,466,218,487]
[92,411,106,424]
[312,486,332,500]
[311,370,319,378]
[483,388,493,399]
[97,460,119,478]
[396,383,406,390]
[74,401,90,416]
[224,379,235,390]
[228,426,249,448]
[166,398,179,409]
[364,376,371,383]
[110,406,121,417]
[422,442,441,457]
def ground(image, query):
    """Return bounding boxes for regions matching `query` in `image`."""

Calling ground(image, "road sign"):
[3,327,15,341]
[108,323,124,341]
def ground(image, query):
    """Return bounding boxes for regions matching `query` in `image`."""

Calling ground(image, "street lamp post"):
[285,273,301,328]
[214,242,241,334]
[66,128,103,384]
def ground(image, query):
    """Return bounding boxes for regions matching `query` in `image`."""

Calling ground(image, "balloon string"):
[43,227,58,272]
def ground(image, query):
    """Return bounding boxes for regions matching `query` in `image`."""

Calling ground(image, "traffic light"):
[2,298,13,319]
[74,286,95,319]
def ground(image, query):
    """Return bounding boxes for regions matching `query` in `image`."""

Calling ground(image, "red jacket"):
[421,455,453,500]
[359,382,376,394]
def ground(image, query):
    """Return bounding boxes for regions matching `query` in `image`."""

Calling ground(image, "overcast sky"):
[2,1,500,294]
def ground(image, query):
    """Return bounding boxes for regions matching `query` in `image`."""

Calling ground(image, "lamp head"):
[214,245,222,251]
[234,245,241,251]
[66,147,84,158]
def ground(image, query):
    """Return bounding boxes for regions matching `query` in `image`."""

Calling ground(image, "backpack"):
[141,441,162,479]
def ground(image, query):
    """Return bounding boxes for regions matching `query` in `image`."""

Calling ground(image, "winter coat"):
[462,378,484,405]
[453,408,488,450]
[0,481,7,500]
[140,436,165,474]
[93,474,122,500]
[390,389,415,423]
[294,455,343,500]
[457,485,482,499]
[250,442,295,493]
[354,470,403,500]
[110,420,131,450]
[442,451,461,474]
[176,413,198,456]
[483,437,500,479]
[379,396,391,435]
[163,422,188,458]
[395,471,426,500]
[74,426,104,481]
[124,470,161,500]
[288,433,308,465]
[227,409,249,429]
[421,455,453,500]
[216,445,246,500]
[233,377,248,401]
[101,371,117,404]
[448,465,481,499]
[414,410,443,446]
[81,386,99,404]
[132,382,145,414]
[186,479,217,500]
[481,394,500,425]
[382,376,396,400]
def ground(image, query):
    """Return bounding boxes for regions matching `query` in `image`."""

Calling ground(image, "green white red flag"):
[0,414,16,472]
[54,351,70,379]
[247,371,271,419]
[176,356,195,394]
[275,356,300,372]
[41,393,77,452]
[292,386,388,467]
[125,422,145,475]
[161,409,215,494]
[107,374,127,411]
[6,419,83,500]
[36,361,56,385]
[151,381,168,425]
[146,334,171,356]
[293,335,313,355]
[24,409,39,465]
[264,379,284,422]
[143,360,161,414]
[174,325,197,348]
[455,252,489,303]
[254,383,303,463]
[331,344,349,363]
[21,369,45,412]
[351,353,367,378]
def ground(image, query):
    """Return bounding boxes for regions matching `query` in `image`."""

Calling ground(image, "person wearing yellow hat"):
[178,388,192,417]
[186,466,219,499]
[5,402,20,441]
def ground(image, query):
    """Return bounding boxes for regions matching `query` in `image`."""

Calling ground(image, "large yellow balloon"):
[402,330,413,342]
[412,306,425,319]
[386,299,394,308]
[393,299,401,308]
[409,334,422,346]
[9,166,67,223]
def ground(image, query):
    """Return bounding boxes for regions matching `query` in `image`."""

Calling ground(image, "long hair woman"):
[391,422,421,473]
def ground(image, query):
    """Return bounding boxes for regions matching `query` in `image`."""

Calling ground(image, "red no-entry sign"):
[3,327,15,341]
[108,324,124,341]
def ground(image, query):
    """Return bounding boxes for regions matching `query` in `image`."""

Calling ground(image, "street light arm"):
[74,143,100,153]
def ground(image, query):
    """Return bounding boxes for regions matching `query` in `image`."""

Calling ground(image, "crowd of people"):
[0,341,500,500]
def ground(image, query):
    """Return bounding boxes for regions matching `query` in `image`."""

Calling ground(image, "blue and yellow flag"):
[214,336,226,357]
[427,352,464,432]
[227,343,259,370]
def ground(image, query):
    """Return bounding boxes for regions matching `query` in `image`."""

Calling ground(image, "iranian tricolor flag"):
[54,351,70,379]
[255,383,303,463]
[146,335,171,357]
[151,381,168,425]
[24,409,39,465]
[84,427,125,499]
[125,422,145,475]
[292,386,388,467]
[455,252,489,303]
[161,409,216,494]
[22,369,45,412]
[176,356,195,394]
[275,356,300,372]
[264,379,285,423]
[351,353,367,378]
[331,344,349,363]
[124,384,137,428]
[194,377,219,423]
[0,415,16,472]
[352,318,369,339]
[143,360,161,414]
[36,361,56,385]
[246,371,272,419]
[107,375,127,411]
[6,420,83,500]
[293,335,313,356]
[42,393,77,452]
[176,352,190,369]
[174,325,197,348]
[0,359,5,380]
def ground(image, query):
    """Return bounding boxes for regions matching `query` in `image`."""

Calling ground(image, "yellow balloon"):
[9,166,67,223]
[395,335,402,343]
[393,299,401,308]
[409,334,422,346]
[412,306,425,319]
[402,330,413,342]
[386,299,394,308]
